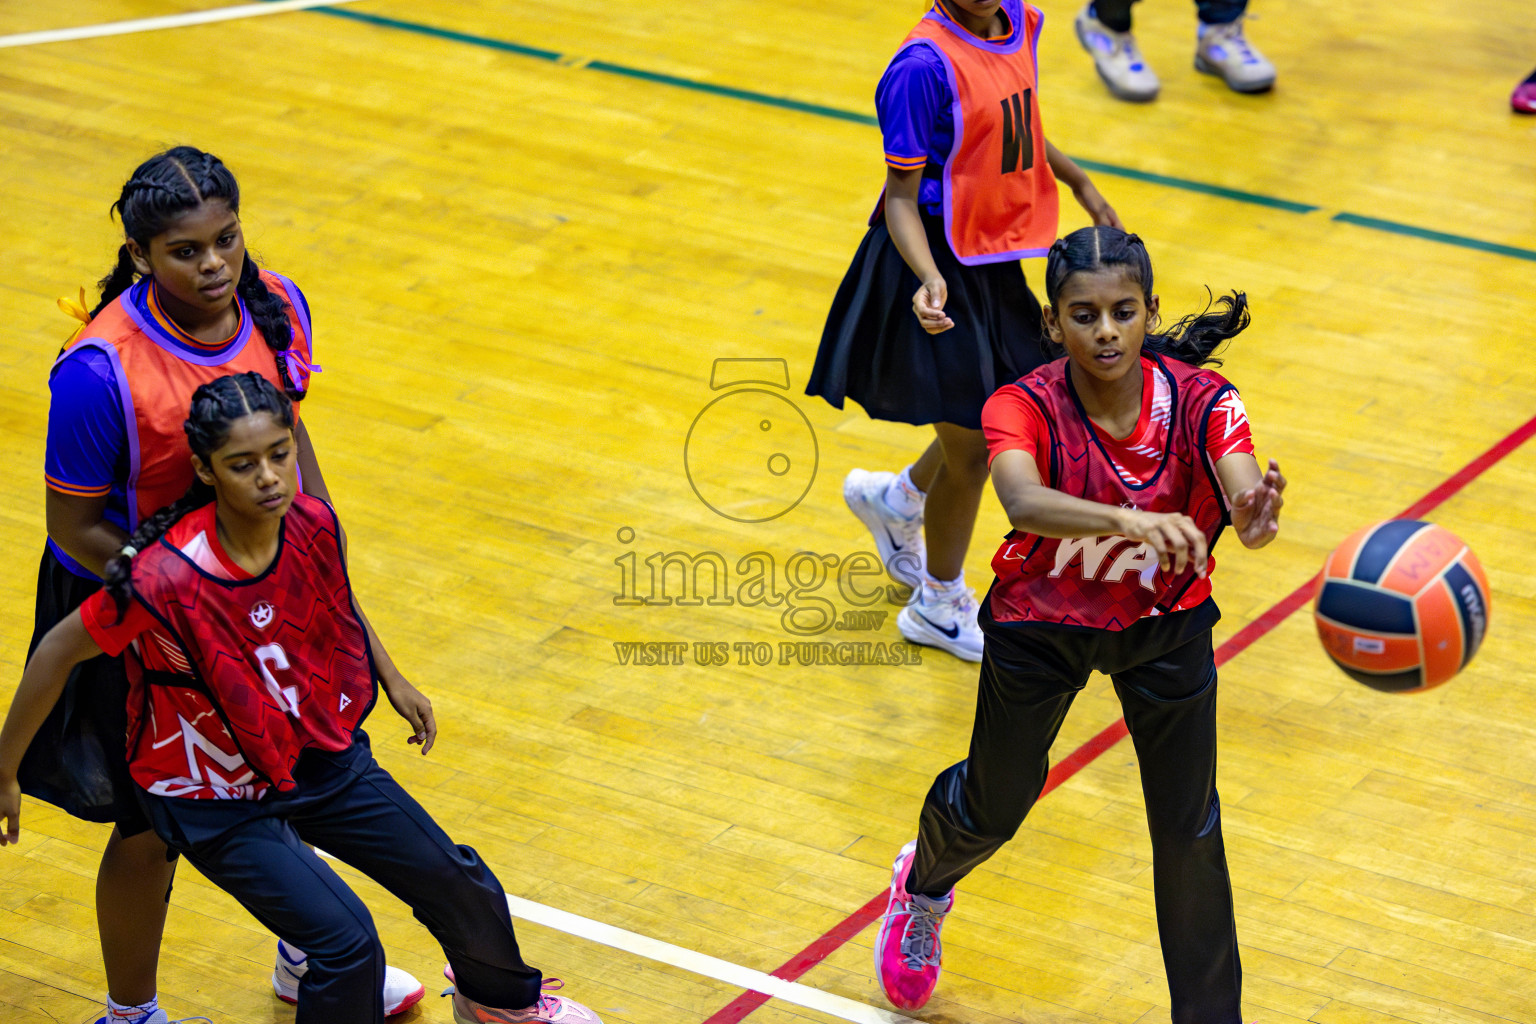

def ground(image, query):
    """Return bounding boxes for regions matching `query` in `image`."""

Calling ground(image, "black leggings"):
[1093,0,1248,31]
[142,736,542,1024]
[907,599,1241,1024]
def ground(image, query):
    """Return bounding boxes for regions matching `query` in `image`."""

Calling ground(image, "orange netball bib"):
[899,1,1059,264]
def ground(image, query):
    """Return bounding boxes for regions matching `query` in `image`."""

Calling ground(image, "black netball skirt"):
[805,210,1047,430]
[18,546,148,834]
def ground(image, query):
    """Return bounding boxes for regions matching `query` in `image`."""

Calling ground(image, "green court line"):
[309,6,561,60]
[1333,212,1536,263]
[583,60,881,125]
[1071,158,1317,213]
[296,3,1536,263]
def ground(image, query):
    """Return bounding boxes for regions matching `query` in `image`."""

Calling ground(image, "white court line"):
[504,894,917,1024]
[314,847,912,1023]
[0,0,363,49]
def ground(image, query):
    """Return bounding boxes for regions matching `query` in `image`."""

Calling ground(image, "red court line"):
[701,411,1536,1024]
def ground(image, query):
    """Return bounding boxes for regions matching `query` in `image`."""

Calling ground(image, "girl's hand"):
[1121,509,1208,576]
[1073,180,1124,231]
[1,774,20,846]
[381,674,436,754]
[913,276,954,334]
[1231,458,1285,549]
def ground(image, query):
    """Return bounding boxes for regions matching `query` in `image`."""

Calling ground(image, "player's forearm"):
[1001,483,1134,539]
[885,193,943,284]
[1044,139,1089,192]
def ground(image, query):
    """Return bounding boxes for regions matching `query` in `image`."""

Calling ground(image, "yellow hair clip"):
[58,286,92,345]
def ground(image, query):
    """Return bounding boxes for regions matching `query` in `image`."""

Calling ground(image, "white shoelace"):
[898,896,948,969]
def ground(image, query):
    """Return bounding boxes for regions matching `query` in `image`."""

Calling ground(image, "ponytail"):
[103,481,212,624]
[91,245,139,319]
[1144,290,1249,368]
[236,255,302,399]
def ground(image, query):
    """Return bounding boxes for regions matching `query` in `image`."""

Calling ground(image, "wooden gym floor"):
[1,2,1534,1022]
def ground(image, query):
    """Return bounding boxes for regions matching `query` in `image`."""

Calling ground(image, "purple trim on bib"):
[926,0,1027,55]
[54,340,144,531]
[270,272,312,344]
[1030,4,1045,81]
[121,281,255,367]
[271,273,321,393]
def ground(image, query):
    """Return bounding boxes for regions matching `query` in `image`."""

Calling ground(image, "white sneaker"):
[843,469,925,586]
[1074,3,1159,102]
[273,939,427,1016]
[1195,17,1276,93]
[897,580,983,662]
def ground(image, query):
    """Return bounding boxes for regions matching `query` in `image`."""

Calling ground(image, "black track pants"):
[907,599,1241,1024]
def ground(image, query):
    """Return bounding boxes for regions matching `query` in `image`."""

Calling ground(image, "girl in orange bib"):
[807,0,1123,663]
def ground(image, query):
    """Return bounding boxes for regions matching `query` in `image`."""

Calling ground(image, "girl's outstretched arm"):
[1216,453,1286,549]
[0,611,103,845]
[993,449,1209,576]
[1044,140,1124,231]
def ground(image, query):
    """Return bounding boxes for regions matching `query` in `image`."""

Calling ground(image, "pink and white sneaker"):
[1513,69,1536,113]
[444,968,602,1023]
[873,840,953,1010]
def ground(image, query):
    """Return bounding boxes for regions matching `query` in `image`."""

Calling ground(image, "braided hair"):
[91,146,302,398]
[103,372,295,622]
[1043,225,1250,367]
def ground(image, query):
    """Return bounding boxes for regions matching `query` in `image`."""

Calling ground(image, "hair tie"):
[1124,233,1144,246]
[58,286,92,345]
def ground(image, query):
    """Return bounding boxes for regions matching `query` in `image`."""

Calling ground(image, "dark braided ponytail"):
[90,147,302,398]
[103,372,295,622]
[1043,225,1249,367]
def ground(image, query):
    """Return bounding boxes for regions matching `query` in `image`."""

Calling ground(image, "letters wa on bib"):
[806,0,1059,429]
[983,352,1255,628]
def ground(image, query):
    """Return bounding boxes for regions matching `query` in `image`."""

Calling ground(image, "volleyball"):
[1313,520,1490,693]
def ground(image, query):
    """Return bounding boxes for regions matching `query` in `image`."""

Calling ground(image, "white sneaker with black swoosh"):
[898,579,983,662]
[843,468,925,586]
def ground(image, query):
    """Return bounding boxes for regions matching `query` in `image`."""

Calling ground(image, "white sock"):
[883,466,926,519]
[922,570,965,594]
[105,995,159,1022]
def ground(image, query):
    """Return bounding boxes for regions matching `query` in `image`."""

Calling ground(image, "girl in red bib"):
[870,227,1285,1023]
[20,147,427,1023]
[0,373,602,1024]
[807,0,1123,663]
